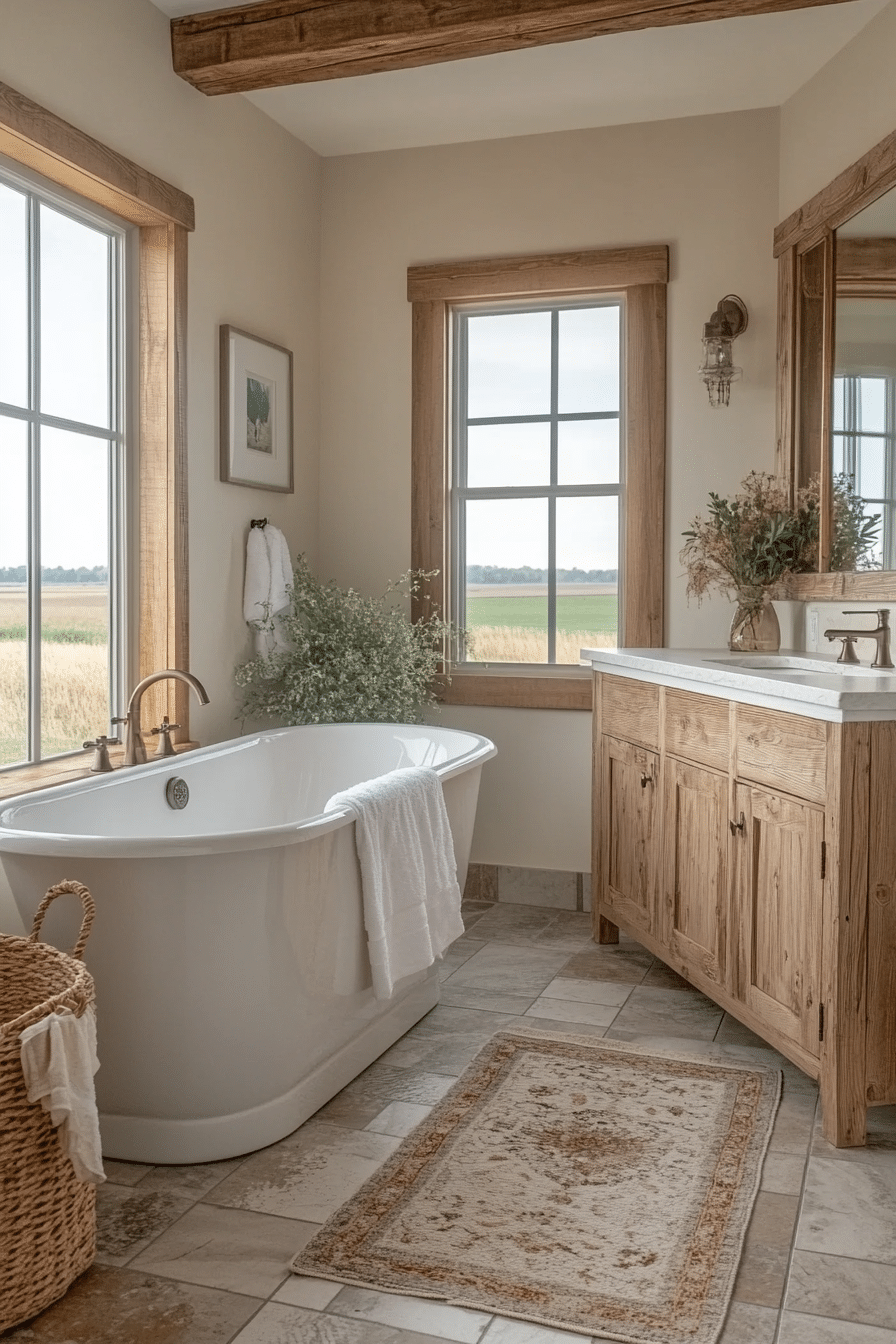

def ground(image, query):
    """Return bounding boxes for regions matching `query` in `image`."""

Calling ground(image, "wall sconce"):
[699,295,748,408]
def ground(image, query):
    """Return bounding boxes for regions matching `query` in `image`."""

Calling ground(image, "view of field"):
[464,584,618,663]
[0,585,108,765]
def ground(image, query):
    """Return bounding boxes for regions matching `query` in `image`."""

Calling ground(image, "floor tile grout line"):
[770,1089,819,1344]
[224,1290,279,1344]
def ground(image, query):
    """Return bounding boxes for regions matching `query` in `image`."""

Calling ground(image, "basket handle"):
[28,880,96,960]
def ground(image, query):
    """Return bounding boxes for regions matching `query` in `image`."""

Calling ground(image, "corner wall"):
[319,109,781,868]
[779,0,896,215]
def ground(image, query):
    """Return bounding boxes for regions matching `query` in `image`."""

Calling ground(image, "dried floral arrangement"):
[235,555,455,725]
[680,470,879,611]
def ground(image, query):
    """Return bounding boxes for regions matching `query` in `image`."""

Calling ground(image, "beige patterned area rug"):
[292,1030,781,1344]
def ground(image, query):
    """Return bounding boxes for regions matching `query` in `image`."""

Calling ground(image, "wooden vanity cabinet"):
[599,735,658,941]
[732,783,825,1062]
[593,672,896,1148]
[662,756,730,993]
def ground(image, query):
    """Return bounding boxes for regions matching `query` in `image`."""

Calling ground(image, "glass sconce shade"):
[699,295,748,408]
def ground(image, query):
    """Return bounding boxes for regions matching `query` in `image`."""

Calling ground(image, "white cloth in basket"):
[19,1006,105,1184]
[326,765,464,1001]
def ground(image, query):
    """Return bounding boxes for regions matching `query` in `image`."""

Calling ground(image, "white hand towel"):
[19,1006,105,1184]
[243,524,294,656]
[326,765,464,1001]
[265,525,294,617]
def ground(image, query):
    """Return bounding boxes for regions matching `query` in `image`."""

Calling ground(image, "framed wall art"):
[220,325,294,492]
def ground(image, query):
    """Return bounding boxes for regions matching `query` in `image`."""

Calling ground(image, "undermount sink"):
[707,654,896,678]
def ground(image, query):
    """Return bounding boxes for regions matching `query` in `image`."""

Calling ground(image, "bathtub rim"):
[0,721,496,859]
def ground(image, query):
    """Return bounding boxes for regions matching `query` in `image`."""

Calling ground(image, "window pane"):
[40,204,110,428]
[858,378,887,434]
[558,306,620,414]
[832,433,847,476]
[555,496,619,661]
[858,436,886,500]
[466,422,550,487]
[832,378,844,433]
[467,311,551,419]
[558,419,619,485]
[40,426,110,758]
[0,182,29,409]
[464,498,548,663]
[0,417,29,765]
[865,505,885,569]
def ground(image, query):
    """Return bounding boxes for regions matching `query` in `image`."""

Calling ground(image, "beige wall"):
[779,0,896,217]
[0,0,321,931]
[319,110,781,867]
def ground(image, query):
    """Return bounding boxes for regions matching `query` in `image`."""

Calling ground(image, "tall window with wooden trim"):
[0,81,194,795]
[409,247,668,711]
[0,164,128,767]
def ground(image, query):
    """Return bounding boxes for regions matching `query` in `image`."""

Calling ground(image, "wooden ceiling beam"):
[172,0,857,95]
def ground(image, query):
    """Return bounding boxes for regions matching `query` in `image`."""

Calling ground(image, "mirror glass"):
[833,186,896,571]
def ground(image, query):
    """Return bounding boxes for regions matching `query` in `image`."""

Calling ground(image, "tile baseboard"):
[464,864,592,913]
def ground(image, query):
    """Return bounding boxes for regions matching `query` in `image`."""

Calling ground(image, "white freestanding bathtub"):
[0,723,496,1164]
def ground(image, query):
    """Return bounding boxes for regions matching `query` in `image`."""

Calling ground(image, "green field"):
[466,593,618,634]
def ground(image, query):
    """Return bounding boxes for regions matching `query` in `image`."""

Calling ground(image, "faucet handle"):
[82,735,115,773]
[149,717,181,759]
[831,635,861,664]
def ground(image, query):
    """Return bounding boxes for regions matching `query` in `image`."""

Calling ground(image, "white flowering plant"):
[235,555,456,724]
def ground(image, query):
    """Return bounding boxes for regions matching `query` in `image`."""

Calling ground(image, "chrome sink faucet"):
[114,669,210,766]
[823,609,894,669]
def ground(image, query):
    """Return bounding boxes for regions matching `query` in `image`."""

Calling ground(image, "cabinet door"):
[599,735,659,937]
[662,758,729,990]
[734,783,824,1058]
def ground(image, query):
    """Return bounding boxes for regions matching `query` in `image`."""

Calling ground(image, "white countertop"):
[579,647,896,722]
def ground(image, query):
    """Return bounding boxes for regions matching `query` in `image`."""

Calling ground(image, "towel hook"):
[250,517,268,530]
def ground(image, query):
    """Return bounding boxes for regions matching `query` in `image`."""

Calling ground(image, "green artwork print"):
[246,375,273,453]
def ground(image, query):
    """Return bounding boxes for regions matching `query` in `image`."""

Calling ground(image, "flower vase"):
[728,591,780,653]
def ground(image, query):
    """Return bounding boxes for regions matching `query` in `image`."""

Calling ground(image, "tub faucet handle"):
[83,735,115,773]
[150,717,181,758]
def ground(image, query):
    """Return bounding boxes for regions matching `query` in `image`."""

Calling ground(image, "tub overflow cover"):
[166,777,189,810]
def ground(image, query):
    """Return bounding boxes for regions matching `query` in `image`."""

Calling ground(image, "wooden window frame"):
[0,81,195,797]
[408,245,668,711]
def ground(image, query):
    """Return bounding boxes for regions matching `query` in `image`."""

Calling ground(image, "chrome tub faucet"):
[114,669,210,766]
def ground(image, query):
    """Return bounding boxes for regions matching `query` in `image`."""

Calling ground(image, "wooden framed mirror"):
[775,126,896,598]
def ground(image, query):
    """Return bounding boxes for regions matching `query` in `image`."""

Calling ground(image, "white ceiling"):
[152,0,889,156]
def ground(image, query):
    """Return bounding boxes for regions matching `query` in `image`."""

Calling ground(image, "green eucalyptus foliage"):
[235,555,455,725]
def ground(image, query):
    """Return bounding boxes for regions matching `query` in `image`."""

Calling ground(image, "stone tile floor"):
[8,898,896,1343]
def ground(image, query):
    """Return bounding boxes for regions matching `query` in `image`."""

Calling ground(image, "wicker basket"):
[0,880,99,1333]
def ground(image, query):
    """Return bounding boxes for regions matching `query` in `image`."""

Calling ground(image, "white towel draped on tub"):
[19,1006,105,1184]
[243,524,294,656]
[326,765,464,1000]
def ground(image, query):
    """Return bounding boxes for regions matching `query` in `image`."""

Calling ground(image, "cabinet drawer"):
[601,676,660,750]
[736,705,827,804]
[665,690,729,771]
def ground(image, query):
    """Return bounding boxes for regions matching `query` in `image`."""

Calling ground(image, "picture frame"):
[220,325,294,492]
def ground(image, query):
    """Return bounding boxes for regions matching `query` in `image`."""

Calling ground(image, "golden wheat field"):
[0,585,108,640]
[0,640,108,765]
[466,626,616,663]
